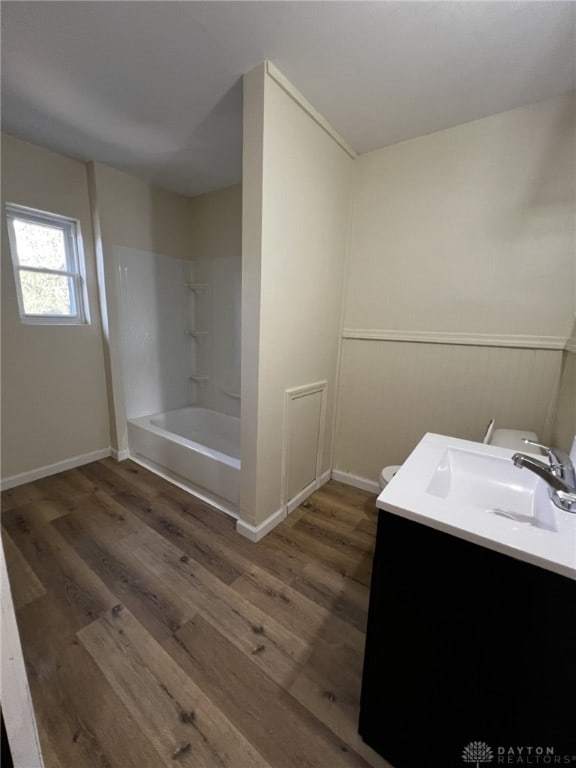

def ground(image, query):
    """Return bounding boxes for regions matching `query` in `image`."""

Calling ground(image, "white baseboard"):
[286,480,316,516]
[236,506,287,542]
[0,448,111,491]
[237,469,333,542]
[286,469,332,515]
[331,469,380,495]
[111,447,130,461]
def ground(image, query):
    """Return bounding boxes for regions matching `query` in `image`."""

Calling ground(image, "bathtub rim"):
[128,410,240,470]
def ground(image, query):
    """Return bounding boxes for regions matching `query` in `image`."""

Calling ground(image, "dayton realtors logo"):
[462,742,494,767]
[462,743,576,765]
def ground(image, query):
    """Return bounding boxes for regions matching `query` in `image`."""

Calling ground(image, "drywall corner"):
[239,63,266,528]
[240,61,355,530]
[87,161,123,452]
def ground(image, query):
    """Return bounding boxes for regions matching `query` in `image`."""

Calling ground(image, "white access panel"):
[283,381,327,505]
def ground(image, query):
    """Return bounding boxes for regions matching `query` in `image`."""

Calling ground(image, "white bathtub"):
[127,407,240,517]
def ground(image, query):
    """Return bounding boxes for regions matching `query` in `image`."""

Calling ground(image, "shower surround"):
[116,245,241,516]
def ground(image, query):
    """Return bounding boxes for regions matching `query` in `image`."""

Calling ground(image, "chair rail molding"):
[342,328,568,350]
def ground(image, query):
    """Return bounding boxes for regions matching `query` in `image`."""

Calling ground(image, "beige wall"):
[552,318,576,454]
[335,94,575,483]
[552,349,576,454]
[240,65,266,528]
[345,94,574,337]
[88,163,196,452]
[336,341,562,481]
[1,134,110,480]
[241,64,355,527]
[189,183,241,260]
[189,184,242,417]
[90,163,194,260]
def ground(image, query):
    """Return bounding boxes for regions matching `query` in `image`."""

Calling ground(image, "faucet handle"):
[522,439,574,478]
[522,438,555,458]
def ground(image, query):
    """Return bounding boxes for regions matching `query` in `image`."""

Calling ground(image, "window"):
[5,204,89,324]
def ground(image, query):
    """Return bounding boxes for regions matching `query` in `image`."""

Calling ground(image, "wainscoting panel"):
[551,345,576,453]
[334,340,563,484]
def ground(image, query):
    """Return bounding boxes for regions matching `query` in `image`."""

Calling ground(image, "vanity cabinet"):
[359,510,576,768]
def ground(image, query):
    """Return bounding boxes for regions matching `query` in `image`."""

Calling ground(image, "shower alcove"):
[114,185,242,518]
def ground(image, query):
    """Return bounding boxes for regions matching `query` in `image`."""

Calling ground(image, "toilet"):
[482,419,540,451]
[379,464,402,491]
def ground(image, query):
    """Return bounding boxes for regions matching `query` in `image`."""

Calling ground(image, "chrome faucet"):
[512,439,576,514]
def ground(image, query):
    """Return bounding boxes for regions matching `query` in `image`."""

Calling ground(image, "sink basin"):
[425,447,557,530]
[376,433,576,579]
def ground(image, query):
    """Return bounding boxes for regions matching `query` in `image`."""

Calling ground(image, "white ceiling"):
[2,1,574,197]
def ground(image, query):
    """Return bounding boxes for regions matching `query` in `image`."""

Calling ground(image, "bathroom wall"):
[241,63,355,528]
[335,93,575,485]
[188,184,242,417]
[552,319,576,454]
[115,247,193,419]
[89,163,194,259]
[88,163,196,452]
[1,134,110,482]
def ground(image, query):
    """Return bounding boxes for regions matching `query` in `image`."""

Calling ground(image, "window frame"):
[5,203,90,326]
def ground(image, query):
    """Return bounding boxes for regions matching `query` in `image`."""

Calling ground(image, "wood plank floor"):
[2,459,392,768]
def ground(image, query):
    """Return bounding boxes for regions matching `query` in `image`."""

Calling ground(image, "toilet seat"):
[379,465,402,491]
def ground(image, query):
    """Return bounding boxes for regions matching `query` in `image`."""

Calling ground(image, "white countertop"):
[376,433,576,580]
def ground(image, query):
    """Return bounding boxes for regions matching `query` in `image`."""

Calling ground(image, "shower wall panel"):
[115,246,194,419]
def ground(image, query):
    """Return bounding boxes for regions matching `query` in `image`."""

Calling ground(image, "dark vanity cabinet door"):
[359,511,576,768]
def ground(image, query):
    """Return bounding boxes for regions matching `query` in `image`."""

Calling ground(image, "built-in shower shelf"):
[223,390,241,400]
[186,330,209,337]
[185,282,208,293]
[188,375,209,382]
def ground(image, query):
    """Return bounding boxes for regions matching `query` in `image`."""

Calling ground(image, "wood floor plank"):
[293,514,375,556]
[114,485,328,593]
[52,467,100,496]
[4,461,385,768]
[299,499,365,530]
[36,719,67,768]
[125,528,310,686]
[17,595,165,768]
[320,480,377,506]
[282,506,309,527]
[113,487,246,584]
[63,489,146,541]
[295,560,370,632]
[1,528,46,609]
[232,563,366,651]
[32,472,97,505]
[289,644,394,768]
[148,485,238,536]
[100,457,175,497]
[1,482,52,512]
[1,472,94,514]
[78,461,144,499]
[355,516,378,537]
[164,613,373,768]
[265,524,373,588]
[311,486,378,525]
[53,512,195,642]
[79,605,273,768]
[3,505,117,629]
[2,494,72,523]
